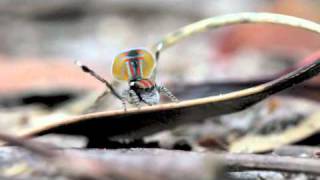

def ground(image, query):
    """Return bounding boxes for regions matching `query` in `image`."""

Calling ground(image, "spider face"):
[139,88,160,105]
[129,79,160,105]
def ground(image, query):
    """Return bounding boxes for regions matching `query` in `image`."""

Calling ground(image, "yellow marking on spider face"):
[112,49,156,81]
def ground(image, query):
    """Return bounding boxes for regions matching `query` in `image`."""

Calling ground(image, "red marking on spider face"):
[128,61,135,78]
[135,60,142,77]
[140,79,149,87]
[136,79,155,89]
[125,57,144,80]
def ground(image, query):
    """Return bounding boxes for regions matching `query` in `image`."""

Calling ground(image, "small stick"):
[216,153,320,175]
[150,12,320,78]
[273,145,320,158]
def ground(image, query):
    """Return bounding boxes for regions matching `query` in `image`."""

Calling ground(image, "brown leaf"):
[11,59,320,143]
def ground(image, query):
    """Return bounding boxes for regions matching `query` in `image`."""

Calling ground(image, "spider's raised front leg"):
[157,85,179,102]
[75,61,127,111]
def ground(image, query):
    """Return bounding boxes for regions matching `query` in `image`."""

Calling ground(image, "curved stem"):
[152,12,320,53]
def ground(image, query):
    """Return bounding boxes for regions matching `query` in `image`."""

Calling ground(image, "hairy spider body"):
[124,79,160,106]
[114,49,177,106]
[77,48,177,110]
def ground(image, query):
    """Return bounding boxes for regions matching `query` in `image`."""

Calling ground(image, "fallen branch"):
[2,133,320,177]
[0,133,223,180]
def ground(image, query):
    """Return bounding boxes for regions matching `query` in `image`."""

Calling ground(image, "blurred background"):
[2,0,320,92]
[1,0,320,150]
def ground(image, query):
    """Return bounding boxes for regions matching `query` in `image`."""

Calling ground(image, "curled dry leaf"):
[9,59,320,142]
[230,111,320,153]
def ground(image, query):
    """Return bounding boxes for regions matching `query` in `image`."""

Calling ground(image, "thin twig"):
[216,153,320,175]
[273,145,320,158]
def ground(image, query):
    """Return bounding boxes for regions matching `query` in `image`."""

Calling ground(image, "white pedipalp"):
[139,88,160,105]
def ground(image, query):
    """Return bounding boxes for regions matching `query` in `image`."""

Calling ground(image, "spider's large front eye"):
[130,82,135,87]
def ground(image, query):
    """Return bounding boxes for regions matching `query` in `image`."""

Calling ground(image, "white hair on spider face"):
[140,88,160,105]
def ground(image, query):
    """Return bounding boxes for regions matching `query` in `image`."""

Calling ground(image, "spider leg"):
[93,89,127,111]
[84,89,110,113]
[122,89,129,98]
[121,99,127,111]
[128,89,141,108]
[155,49,160,62]
[75,61,127,111]
[94,89,110,104]
[157,85,179,102]
[154,43,163,62]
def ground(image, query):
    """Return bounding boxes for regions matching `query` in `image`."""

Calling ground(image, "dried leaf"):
[10,60,320,141]
[230,111,320,153]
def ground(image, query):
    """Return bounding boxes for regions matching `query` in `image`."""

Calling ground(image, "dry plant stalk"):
[152,12,320,52]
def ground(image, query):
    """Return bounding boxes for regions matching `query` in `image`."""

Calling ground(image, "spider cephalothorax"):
[77,48,177,110]
[126,79,160,106]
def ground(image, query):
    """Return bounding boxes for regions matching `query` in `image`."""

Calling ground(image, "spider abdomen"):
[112,48,156,81]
